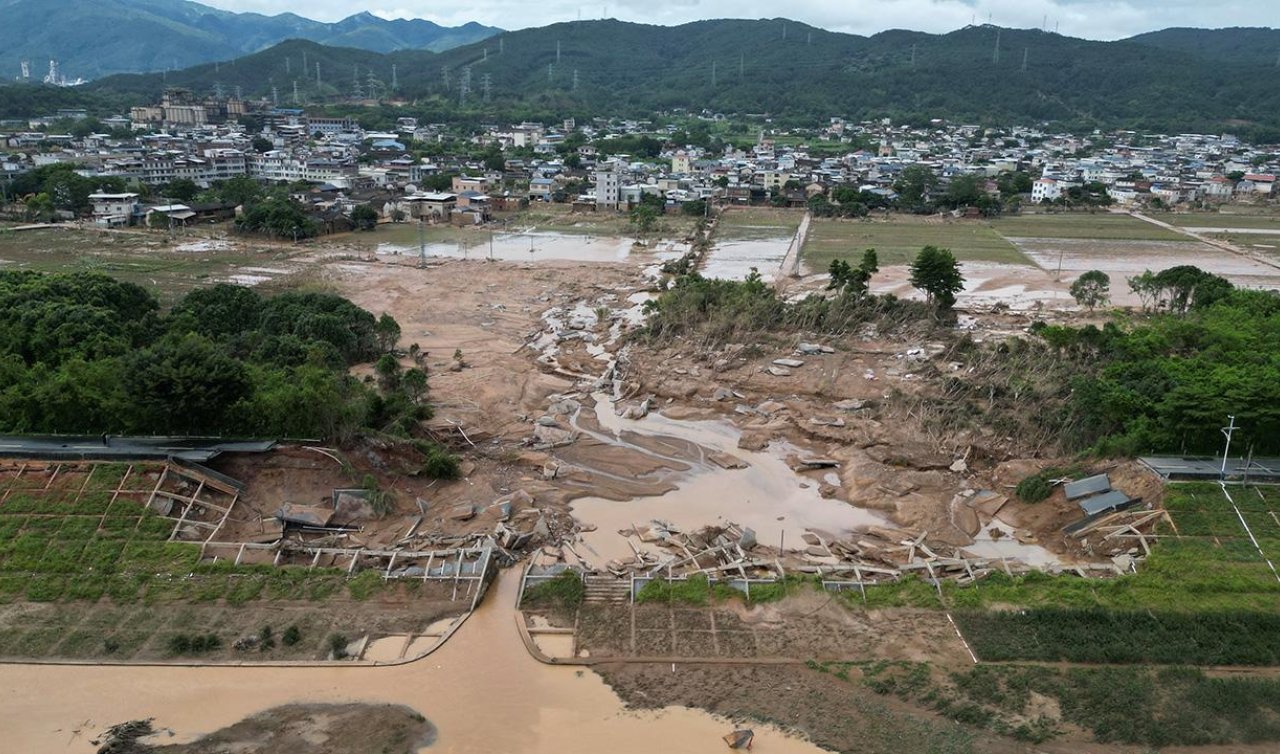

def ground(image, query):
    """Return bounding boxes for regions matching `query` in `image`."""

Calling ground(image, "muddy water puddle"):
[569,396,889,564]
[377,230,688,264]
[0,574,830,754]
[703,236,793,280]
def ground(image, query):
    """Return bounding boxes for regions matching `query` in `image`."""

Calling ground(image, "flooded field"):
[1008,237,1280,303]
[0,574,830,754]
[703,209,803,280]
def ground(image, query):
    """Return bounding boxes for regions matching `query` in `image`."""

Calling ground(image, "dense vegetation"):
[1031,273,1280,455]
[61,23,1280,137]
[0,271,426,441]
[642,267,940,349]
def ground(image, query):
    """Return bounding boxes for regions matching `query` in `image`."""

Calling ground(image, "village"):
[3,87,1279,234]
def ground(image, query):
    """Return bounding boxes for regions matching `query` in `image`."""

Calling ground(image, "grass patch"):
[954,608,1280,665]
[991,212,1189,241]
[522,571,585,609]
[803,217,1028,267]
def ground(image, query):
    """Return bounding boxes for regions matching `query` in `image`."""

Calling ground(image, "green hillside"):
[0,0,498,79]
[70,20,1280,136]
[1126,27,1280,66]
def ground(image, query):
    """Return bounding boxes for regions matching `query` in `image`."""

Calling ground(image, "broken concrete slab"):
[772,358,805,368]
[767,366,793,377]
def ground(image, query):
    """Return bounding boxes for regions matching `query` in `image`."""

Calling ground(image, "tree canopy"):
[0,272,421,443]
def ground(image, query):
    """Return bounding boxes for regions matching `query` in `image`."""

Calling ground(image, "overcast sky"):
[198,0,1279,40]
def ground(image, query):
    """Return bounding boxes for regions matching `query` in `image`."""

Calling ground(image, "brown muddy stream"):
[0,572,830,754]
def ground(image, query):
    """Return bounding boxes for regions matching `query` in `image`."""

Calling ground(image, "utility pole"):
[1221,415,1238,476]
[418,219,426,268]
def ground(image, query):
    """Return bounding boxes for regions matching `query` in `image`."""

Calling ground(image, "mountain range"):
[0,0,499,79]
[73,20,1280,138]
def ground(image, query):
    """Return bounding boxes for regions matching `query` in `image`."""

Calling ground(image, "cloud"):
[200,0,1280,39]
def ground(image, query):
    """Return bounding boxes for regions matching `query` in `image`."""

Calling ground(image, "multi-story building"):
[595,161,621,210]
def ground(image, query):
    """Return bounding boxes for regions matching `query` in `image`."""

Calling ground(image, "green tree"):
[1070,270,1111,311]
[894,165,938,209]
[124,334,252,433]
[351,204,379,231]
[375,313,401,353]
[909,246,964,309]
[251,137,273,154]
[162,179,200,203]
[629,204,660,234]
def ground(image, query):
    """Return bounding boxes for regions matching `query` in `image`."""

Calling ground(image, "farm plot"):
[950,483,1280,665]
[0,461,463,661]
[801,216,1027,269]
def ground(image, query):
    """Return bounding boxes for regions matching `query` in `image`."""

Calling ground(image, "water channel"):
[0,573,829,754]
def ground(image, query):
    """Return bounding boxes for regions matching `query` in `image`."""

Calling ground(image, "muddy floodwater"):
[0,574,831,754]
[377,230,689,264]
[570,397,888,564]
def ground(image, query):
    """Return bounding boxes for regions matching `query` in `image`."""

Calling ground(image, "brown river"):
[0,572,831,753]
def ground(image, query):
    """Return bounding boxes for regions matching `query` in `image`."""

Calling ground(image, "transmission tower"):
[711,61,717,87]
[459,65,472,105]
[234,85,242,100]
[392,64,398,89]
[557,40,562,63]
[547,63,553,83]
[442,66,451,90]
[315,61,321,88]
[993,28,1001,64]
[353,65,363,99]
[293,80,299,105]
[1022,47,1029,72]
[214,81,224,100]
[481,73,491,102]
[573,69,579,91]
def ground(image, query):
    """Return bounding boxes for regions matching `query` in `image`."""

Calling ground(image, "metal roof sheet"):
[1079,490,1133,516]
[1065,474,1111,500]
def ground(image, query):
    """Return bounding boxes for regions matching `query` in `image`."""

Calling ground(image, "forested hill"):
[0,0,498,78]
[71,20,1280,135]
[1125,27,1280,66]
